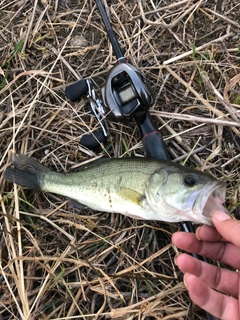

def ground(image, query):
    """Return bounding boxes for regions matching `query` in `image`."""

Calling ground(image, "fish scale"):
[40,159,161,215]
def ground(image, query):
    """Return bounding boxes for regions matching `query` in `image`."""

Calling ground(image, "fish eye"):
[183,174,198,187]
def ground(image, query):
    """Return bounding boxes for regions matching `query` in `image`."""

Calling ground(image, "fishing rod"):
[65,3,219,319]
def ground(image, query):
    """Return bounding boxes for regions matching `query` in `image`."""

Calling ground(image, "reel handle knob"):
[65,79,88,102]
[80,130,107,150]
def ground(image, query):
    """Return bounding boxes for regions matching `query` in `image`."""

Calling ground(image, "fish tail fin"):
[3,153,50,189]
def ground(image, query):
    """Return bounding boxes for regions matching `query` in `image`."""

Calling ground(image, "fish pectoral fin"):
[117,187,142,206]
[67,198,87,210]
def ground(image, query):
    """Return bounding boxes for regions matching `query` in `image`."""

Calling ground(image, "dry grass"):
[0,0,240,319]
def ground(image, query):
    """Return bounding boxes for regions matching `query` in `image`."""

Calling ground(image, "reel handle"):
[65,79,107,150]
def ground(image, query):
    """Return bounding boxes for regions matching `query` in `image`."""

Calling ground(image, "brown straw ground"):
[0,0,239,319]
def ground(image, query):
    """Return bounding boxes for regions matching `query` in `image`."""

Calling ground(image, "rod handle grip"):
[142,131,169,160]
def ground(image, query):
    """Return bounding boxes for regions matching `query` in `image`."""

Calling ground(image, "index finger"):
[172,232,240,269]
[211,210,240,248]
[196,225,227,242]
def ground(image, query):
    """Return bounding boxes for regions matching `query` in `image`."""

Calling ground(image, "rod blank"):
[96,0,125,62]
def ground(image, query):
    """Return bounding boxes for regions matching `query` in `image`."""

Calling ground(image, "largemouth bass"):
[3,153,227,225]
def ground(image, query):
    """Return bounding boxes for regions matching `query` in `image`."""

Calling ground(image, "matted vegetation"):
[0,0,239,319]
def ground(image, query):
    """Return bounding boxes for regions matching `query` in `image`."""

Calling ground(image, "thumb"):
[211,210,240,247]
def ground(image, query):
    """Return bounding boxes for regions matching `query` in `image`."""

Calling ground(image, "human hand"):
[172,210,240,320]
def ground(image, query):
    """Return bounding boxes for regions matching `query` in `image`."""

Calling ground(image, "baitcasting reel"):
[65,61,160,152]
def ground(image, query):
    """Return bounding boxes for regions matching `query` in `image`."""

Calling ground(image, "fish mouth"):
[196,181,228,222]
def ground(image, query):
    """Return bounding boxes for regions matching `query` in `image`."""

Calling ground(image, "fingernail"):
[174,253,181,266]
[183,273,189,289]
[211,210,230,222]
[196,226,201,240]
